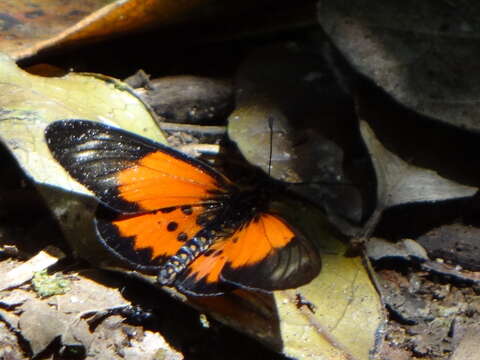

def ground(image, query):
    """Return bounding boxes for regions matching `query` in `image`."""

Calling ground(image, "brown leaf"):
[417,224,480,271]
[52,271,129,316]
[0,0,213,60]
[0,247,65,292]
[366,238,428,263]
[451,325,480,360]
[134,75,234,124]
[18,298,71,356]
[0,289,30,309]
[1,271,130,356]
[229,44,339,182]
[318,0,480,131]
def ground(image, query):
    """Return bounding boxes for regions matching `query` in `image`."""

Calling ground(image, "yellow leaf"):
[0,52,164,264]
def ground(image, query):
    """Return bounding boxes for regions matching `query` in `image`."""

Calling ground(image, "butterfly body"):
[155,184,281,285]
[45,120,320,296]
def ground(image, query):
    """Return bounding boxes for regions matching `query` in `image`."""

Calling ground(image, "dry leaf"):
[0,0,212,60]
[359,120,476,210]
[275,203,385,359]
[451,325,480,360]
[417,224,480,271]
[0,246,65,291]
[420,261,480,285]
[366,238,428,263]
[134,75,233,124]
[18,298,74,356]
[318,0,480,131]
[228,44,340,182]
[0,51,164,264]
[275,250,384,359]
[1,271,130,357]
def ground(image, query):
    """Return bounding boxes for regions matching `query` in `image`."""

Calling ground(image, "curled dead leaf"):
[359,120,476,211]
[0,0,213,60]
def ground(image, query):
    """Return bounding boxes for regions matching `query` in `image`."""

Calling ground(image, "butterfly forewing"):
[45,120,230,214]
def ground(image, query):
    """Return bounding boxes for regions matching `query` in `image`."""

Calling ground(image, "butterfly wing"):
[95,205,207,272]
[45,120,230,214]
[175,213,321,295]
[45,120,229,271]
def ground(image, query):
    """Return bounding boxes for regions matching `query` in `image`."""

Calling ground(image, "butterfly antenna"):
[267,116,274,176]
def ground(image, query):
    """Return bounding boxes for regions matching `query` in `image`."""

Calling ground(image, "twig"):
[159,122,226,136]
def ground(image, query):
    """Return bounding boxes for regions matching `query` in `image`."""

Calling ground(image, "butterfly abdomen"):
[158,230,214,285]
[157,198,257,286]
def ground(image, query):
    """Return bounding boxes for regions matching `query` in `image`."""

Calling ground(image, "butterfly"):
[45,120,321,296]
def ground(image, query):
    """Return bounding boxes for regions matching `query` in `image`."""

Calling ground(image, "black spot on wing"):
[177,232,188,242]
[167,222,178,232]
[181,205,193,215]
[203,249,215,257]
[160,207,177,214]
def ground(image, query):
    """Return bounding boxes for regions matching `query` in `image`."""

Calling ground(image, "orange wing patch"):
[117,151,227,211]
[97,205,205,270]
[175,214,312,295]
[229,214,295,268]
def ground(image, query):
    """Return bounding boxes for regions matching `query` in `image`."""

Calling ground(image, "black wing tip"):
[45,119,96,155]
[46,119,166,161]
[45,119,93,136]
[221,240,321,292]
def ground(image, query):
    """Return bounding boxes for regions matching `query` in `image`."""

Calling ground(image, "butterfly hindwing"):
[95,205,206,272]
[221,214,321,291]
[175,213,321,295]
[45,120,229,214]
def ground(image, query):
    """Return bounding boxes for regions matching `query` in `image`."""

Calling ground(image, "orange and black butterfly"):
[45,120,320,296]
